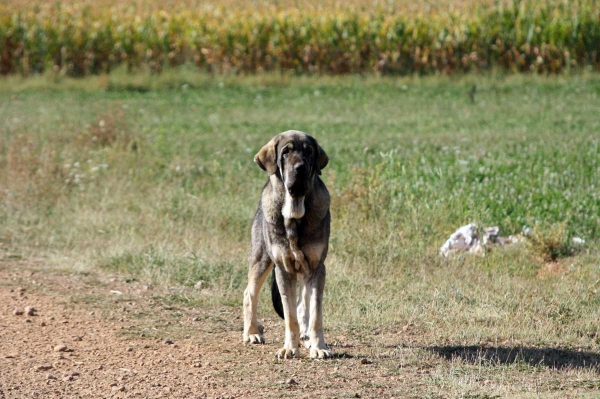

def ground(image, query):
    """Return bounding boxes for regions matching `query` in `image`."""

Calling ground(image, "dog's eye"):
[305,146,314,155]
[282,147,290,156]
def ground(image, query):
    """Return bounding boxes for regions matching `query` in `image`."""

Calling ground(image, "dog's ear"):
[254,136,279,175]
[314,141,329,175]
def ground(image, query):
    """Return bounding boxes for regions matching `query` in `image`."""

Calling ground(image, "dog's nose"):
[294,163,306,173]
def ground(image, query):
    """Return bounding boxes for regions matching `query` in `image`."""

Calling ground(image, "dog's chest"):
[267,220,326,272]
[270,240,325,274]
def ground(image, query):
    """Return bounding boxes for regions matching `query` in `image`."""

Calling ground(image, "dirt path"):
[0,259,415,399]
[3,258,600,398]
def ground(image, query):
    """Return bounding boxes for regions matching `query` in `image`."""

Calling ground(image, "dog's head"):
[254,131,328,218]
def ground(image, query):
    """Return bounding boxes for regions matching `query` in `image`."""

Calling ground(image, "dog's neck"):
[270,174,311,220]
[282,194,305,219]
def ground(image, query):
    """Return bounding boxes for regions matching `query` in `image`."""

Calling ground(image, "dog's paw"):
[275,347,299,359]
[309,347,333,359]
[243,324,265,344]
[244,334,265,344]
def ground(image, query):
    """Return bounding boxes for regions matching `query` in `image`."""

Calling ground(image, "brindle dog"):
[242,130,332,359]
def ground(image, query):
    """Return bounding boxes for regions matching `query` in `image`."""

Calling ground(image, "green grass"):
[1,71,600,373]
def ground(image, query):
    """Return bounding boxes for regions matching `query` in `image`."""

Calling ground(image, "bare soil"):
[2,258,600,399]
[0,259,417,399]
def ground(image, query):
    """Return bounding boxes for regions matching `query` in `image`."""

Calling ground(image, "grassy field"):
[1,72,600,396]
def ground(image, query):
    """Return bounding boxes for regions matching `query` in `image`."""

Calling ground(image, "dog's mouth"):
[281,167,309,219]
[284,170,310,197]
[286,183,307,198]
[282,180,306,220]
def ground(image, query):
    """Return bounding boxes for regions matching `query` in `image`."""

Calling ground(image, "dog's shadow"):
[428,345,600,371]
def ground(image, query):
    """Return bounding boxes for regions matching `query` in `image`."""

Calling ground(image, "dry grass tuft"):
[525,222,576,262]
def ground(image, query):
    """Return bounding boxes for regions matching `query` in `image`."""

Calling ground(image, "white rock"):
[54,344,68,352]
[439,223,482,257]
[440,223,525,258]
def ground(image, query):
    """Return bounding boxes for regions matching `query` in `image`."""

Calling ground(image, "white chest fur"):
[282,192,305,220]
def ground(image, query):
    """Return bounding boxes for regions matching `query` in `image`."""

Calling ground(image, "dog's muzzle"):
[282,162,309,219]
[285,163,309,198]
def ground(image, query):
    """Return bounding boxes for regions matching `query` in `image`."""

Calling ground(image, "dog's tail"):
[270,268,285,319]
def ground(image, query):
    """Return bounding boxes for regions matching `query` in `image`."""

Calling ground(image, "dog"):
[242,130,332,359]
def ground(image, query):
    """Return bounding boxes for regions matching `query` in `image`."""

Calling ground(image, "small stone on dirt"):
[62,375,73,382]
[25,306,36,316]
[46,374,56,380]
[285,378,298,385]
[40,321,46,327]
[34,365,53,371]
[360,358,372,365]
[194,281,203,290]
[112,385,125,392]
[72,336,83,341]
[110,290,123,295]
[13,308,24,316]
[54,344,68,352]
[164,339,173,345]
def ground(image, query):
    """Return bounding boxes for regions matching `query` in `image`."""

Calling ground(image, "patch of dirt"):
[536,258,572,279]
[0,259,420,398]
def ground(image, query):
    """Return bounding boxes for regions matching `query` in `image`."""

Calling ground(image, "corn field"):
[1,0,599,76]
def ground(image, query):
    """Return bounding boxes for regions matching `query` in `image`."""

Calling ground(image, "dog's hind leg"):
[243,254,273,344]
[270,268,284,319]
[307,263,332,359]
[274,266,300,359]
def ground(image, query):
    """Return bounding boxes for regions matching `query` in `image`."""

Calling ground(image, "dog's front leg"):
[307,263,332,359]
[285,218,308,272]
[297,277,311,348]
[243,257,273,344]
[274,265,300,359]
